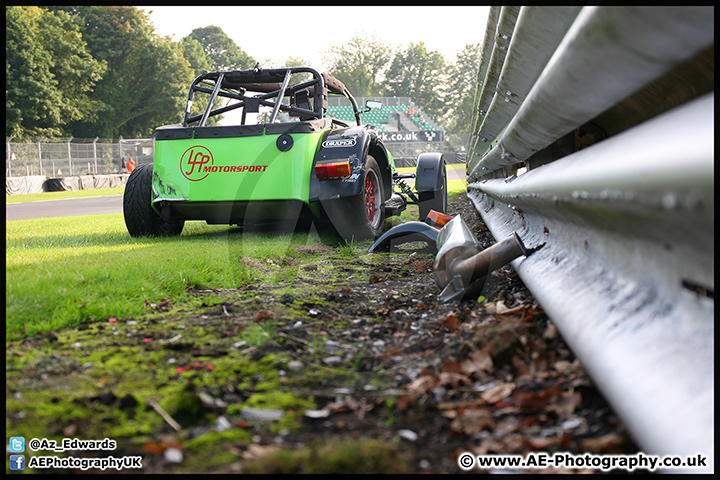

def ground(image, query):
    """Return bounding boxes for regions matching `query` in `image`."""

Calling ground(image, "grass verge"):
[6,188,467,340]
[5,214,328,339]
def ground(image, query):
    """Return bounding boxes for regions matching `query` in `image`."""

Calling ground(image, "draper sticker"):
[322,139,356,148]
[180,145,267,181]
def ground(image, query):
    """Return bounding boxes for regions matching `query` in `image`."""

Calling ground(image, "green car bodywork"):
[151,128,330,225]
[153,131,324,203]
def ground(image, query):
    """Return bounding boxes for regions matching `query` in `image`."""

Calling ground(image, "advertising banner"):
[378,131,444,143]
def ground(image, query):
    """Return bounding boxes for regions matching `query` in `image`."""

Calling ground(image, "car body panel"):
[152,127,327,208]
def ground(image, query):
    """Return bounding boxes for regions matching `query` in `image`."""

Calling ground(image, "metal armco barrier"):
[467,6,714,473]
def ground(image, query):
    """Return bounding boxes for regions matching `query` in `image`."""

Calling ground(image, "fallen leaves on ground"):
[253,310,274,322]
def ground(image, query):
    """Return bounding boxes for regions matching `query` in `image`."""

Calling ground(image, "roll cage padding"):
[321,72,346,95]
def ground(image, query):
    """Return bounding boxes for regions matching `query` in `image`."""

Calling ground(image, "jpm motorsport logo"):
[180,145,267,182]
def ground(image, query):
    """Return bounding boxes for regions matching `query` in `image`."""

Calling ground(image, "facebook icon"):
[10,454,25,470]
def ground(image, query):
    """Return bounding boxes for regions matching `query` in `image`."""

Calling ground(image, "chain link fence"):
[6,137,154,178]
[7,130,467,177]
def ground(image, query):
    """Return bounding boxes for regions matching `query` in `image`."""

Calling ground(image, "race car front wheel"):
[123,163,184,237]
[321,155,385,242]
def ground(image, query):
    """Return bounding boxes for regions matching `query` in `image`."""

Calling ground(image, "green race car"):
[123,66,447,241]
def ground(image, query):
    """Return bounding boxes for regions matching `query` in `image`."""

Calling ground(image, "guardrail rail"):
[466,6,714,473]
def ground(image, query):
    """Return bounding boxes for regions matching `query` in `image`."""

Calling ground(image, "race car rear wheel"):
[123,163,184,237]
[321,155,385,242]
[363,159,383,231]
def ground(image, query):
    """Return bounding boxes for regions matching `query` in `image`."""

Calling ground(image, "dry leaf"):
[546,390,581,419]
[242,444,280,460]
[543,323,558,339]
[484,301,507,315]
[397,375,437,410]
[525,436,562,450]
[451,408,495,435]
[512,355,530,376]
[481,382,515,404]
[396,393,415,410]
[440,409,460,419]
[414,260,433,272]
[512,387,561,409]
[445,313,462,331]
[253,310,274,322]
[438,372,473,389]
[441,359,464,373]
[324,398,356,414]
[461,349,493,376]
[485,301,540,320]
[406,375,437,395]
[472,438,505,456]
[263,258,279,267]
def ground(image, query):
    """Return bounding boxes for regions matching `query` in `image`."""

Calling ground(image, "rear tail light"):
[315,161,352,179]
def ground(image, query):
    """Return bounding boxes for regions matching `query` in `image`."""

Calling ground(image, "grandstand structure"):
[326,96,450,166]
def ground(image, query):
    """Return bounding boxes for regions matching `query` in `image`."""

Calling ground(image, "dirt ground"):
[5,193,639,474]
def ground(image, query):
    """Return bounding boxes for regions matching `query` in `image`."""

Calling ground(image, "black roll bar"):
[182,67,365,127]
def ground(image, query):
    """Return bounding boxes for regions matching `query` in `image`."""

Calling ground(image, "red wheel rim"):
[365,171,379,224]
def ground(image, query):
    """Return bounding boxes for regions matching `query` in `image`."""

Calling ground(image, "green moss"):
[226,403,245,415]
[244,391,312,411]
[183,428,252,451]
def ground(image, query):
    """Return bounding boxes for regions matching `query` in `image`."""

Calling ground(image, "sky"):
[140,6,490,69]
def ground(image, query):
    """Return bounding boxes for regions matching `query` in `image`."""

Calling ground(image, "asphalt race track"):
[6,195,124,221]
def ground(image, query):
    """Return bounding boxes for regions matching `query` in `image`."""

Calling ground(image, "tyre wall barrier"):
[6,174,130,196]
[5,176,46,195]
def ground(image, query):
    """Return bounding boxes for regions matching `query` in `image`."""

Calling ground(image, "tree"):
[179,36,212,78]
[187,26,255,71]
[6,6,106,138]
[51,6,196,138]
[383,42,448,123]
[444,43,481,134]
[325,33,391,97]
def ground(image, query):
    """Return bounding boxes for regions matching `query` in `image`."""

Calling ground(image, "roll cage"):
[183,66,364,127]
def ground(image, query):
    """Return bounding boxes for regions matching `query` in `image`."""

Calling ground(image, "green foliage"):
[59,6,195,137]
[323,35,481,136]
[179,26,255,127]
[6,6,106,138]
[444,43,482,134]
[7,6,205,138]
[6,4,480,141]
[383,42,448,125]
[241,322,276,347]
[186,25,255,71]
[179,36,213,77]
[325,33,391,97]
